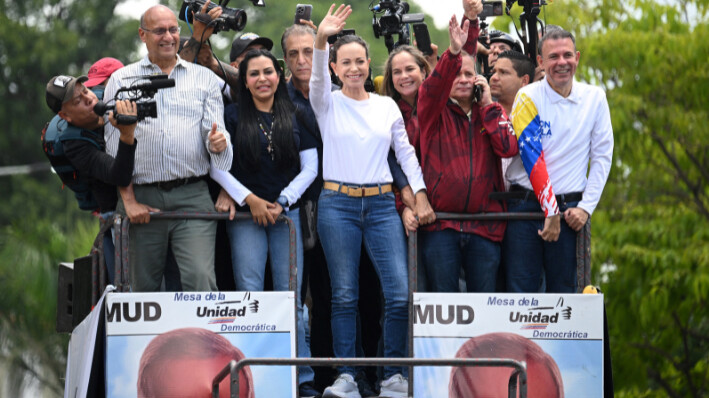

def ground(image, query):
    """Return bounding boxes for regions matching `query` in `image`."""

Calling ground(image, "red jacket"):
[417,48,518,241]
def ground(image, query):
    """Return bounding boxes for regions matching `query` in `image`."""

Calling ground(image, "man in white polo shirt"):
[503,27,614,293]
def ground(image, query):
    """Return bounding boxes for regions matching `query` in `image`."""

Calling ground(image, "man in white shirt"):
[503,27,614,293]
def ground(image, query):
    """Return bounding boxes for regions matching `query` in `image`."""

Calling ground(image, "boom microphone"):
[129,78,176,92]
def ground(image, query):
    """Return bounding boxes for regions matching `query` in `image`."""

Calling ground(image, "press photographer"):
[43,74,139,284]
[177,0,267,100]
[45,75,137,213]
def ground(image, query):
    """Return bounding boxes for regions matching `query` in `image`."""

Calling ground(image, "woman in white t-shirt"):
[309,5,433,397]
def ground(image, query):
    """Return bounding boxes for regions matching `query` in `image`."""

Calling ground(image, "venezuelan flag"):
[511,93,559,217]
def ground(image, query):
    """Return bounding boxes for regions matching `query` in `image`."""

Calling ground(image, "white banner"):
[413,293,604,398]
[105,291,296,398]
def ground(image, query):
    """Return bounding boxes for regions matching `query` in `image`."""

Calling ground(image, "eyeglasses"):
[141,26,181,36]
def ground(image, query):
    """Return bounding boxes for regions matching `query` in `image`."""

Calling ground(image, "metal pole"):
[213,357,527,398]
[407,230,417,396]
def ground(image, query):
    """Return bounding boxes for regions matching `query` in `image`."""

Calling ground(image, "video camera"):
[370,0,424,53]
[179,0,266,34]
[93,75,175,125]
[505,0,548,62]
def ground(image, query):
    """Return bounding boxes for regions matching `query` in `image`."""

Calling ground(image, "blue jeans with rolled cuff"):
[317,186,409,379]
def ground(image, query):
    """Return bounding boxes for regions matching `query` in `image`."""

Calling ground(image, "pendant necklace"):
[257,113,275,161]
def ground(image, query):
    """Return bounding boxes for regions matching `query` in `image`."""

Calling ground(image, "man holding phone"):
[416,1,519,294]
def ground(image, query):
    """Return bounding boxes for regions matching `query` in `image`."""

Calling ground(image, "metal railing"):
[211,357,528,398]
[83,209,591,397]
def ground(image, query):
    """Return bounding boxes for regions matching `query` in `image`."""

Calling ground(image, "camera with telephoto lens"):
[93,75,176,124]
[179,0,260,34]
[371,0,425,53]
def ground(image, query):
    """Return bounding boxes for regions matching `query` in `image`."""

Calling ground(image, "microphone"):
[128,78,175,92]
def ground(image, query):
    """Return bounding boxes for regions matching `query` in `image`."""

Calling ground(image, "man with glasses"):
[104,5,233,292]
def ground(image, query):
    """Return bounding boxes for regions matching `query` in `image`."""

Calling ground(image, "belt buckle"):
[348,186,363,197]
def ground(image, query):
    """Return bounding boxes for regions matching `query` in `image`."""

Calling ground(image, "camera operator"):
[177,1,273,104]
[45,75,138,283]
[104,5,233,293]
[417,2,518,294]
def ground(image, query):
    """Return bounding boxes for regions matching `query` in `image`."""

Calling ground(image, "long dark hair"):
[235,49,298,171]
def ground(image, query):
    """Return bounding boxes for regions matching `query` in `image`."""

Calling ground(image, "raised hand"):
[314,4,352,49]
[463,0,483,20]
[449,15,470,55]
[192,0,223,42]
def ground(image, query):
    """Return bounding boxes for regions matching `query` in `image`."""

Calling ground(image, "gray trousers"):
[117,180,217,292]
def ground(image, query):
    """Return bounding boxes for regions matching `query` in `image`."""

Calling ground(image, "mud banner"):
[413,293,604,398]
[105,291,296,398]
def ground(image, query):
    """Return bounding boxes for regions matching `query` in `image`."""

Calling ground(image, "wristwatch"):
[276,195,289,212]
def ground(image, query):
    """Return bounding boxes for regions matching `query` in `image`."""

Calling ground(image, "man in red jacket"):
[416,5,518,293]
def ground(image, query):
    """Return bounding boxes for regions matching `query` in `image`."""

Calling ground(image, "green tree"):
[0,1,139,396]
[493,0,709,395]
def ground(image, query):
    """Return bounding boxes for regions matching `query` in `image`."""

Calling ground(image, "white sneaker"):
[323,373,362,398]
[379,374,408,398]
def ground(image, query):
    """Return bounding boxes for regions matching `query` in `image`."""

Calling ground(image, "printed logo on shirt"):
[539,119,552,139]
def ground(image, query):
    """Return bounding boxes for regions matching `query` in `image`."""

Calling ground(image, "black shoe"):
[355,372,377,398]
[299,381,322,398]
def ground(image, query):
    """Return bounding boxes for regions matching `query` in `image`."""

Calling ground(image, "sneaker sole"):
[322,389,362,398]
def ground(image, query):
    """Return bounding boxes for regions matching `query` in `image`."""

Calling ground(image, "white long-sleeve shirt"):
[308,47,425,193]
[506,78,614,215]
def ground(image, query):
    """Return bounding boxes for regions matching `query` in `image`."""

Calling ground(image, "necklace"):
[257,113,275,161]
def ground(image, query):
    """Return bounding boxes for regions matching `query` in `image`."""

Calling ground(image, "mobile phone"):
[413,23,433,56]
[294,4,312,25]
[479,0,504,19]
[327,29,356,45]
[473,85,482,103]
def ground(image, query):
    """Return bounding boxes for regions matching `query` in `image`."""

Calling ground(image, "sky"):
[116,0,480,29]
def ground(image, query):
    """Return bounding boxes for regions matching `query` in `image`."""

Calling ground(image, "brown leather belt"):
[323,181,392,197]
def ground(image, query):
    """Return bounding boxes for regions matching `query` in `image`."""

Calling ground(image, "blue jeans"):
[420,229,500,293]
[503,199,579,293]
[317,188,409,379]
[226,208,314,384]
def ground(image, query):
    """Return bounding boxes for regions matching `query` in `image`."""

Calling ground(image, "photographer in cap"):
[45,74,138,283]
